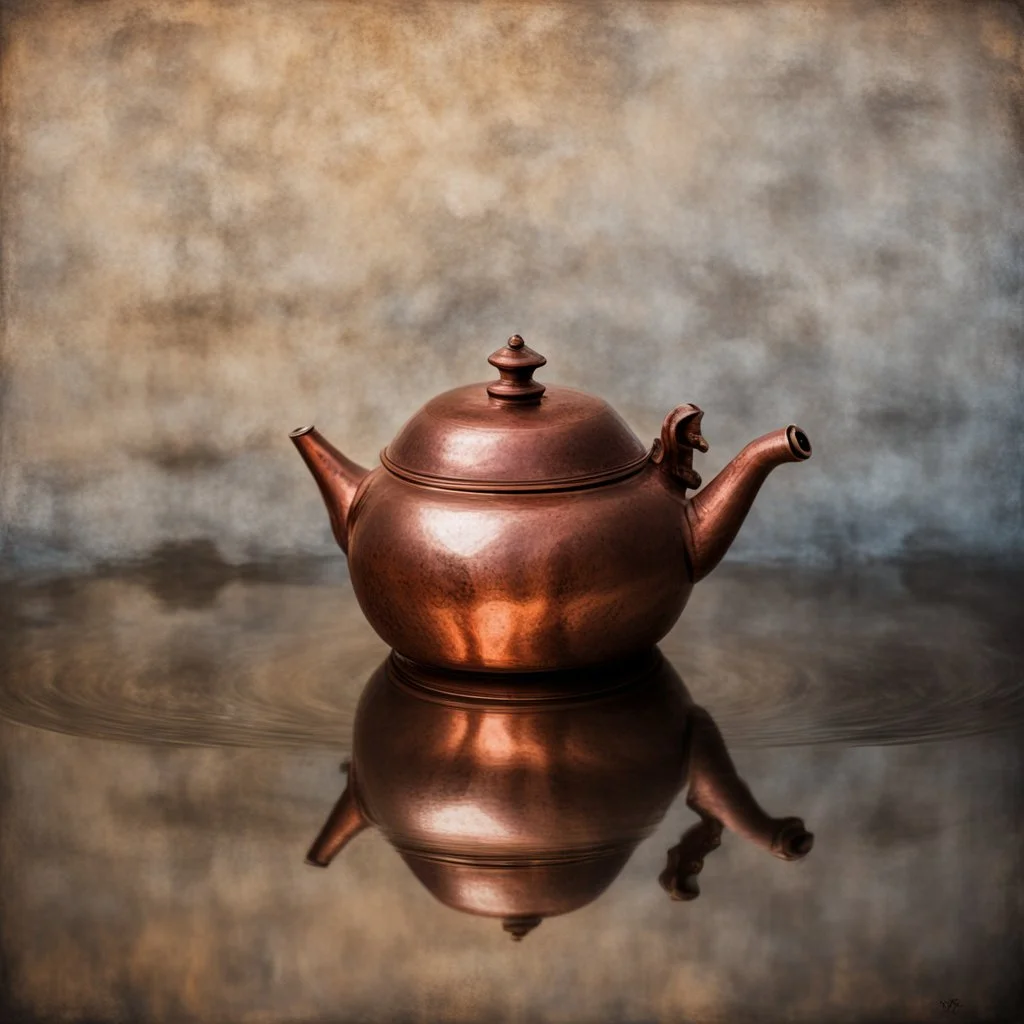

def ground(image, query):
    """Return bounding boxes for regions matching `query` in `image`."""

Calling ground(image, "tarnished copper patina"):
[291,335,811,672]
[306,650,813,940]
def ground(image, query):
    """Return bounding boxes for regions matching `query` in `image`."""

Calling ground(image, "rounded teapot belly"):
[306,650,814,935]
[347,466,692,672]
[351,651,691,859]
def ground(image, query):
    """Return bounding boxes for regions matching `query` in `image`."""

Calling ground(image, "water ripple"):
[1,559,1021,749]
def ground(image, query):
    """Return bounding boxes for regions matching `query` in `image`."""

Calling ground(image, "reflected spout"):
[290,426,369,555]
[684,705,813,861]
[684,425,811,583]
[306,778,370,867]
[660,704,813,900]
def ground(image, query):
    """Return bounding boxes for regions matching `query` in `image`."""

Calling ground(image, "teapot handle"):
[651,404,708,491]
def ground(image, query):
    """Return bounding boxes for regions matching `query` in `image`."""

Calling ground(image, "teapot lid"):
[382,335,649,492]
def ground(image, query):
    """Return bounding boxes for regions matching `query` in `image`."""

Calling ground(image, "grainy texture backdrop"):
[1,0,1022,574]
[2,712,1022,1022]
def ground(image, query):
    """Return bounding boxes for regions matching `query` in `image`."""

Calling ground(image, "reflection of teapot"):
[291,335,811,672]
[307,650,813,939]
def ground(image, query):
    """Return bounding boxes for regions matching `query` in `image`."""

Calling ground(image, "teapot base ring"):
[386,648,665,709]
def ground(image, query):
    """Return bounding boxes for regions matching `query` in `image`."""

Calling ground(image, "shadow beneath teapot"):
[306,649,812,939]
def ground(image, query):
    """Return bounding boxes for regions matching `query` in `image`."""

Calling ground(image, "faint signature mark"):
[939,998,960,1013]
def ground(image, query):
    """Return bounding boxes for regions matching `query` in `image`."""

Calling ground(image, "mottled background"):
[1,0,1022,574]
[2,3,1024,1024]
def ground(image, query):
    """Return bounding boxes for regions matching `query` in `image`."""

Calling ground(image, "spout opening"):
[289,425,315,438]
[786,425,812,460]
[775,819,815,860]
[788,831,815,857]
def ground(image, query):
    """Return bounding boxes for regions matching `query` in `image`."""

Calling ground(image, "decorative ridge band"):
[387,650,663,710]
[379,448,652,493]
[390,839,642,868]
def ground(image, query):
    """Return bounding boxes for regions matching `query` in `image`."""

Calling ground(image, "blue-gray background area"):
[1,0,1022,574]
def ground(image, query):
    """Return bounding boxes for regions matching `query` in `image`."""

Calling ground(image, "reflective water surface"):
[1,554,1022,1022]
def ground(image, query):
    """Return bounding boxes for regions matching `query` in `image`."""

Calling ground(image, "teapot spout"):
[685,706,814,861]
[290,426,369,555]
[306,777,369,867]
[685,425,811,582]
[659,705,813,901]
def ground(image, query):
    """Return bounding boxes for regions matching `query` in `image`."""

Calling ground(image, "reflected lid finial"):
[502,915,543,941]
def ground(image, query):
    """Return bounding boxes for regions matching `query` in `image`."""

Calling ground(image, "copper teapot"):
[307,650,813,939]
[291,336,812,672]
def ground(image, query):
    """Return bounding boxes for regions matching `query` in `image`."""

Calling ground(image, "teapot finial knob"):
[487,334,547,403]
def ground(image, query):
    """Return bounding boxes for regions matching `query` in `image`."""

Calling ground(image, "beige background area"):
[1,0,1022,574]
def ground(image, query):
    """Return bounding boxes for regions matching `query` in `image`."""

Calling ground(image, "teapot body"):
[352,651,691,866]
[291,335,811,674]
[347,463,692,672]
[307,649,815,933]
